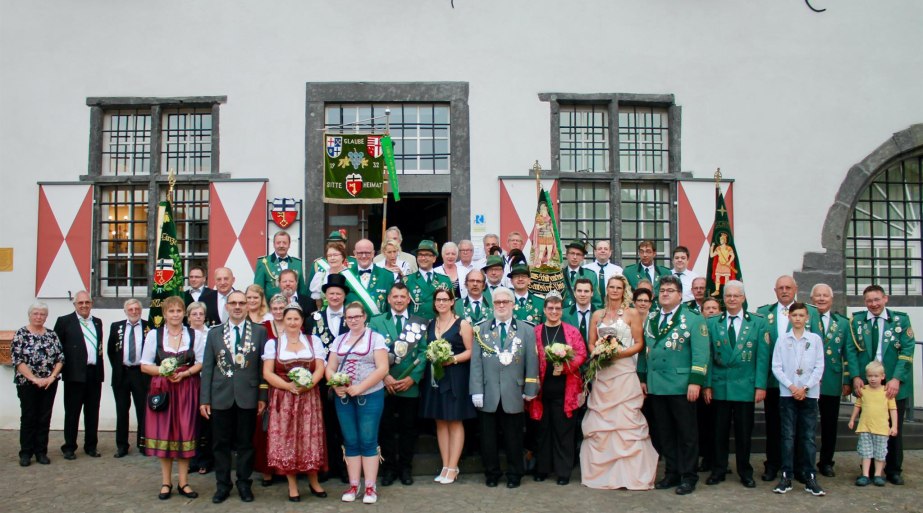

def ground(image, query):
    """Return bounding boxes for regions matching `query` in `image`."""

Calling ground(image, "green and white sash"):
[317,261,380,316]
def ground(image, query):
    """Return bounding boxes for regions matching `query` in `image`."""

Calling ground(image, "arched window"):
[845,154,922,297]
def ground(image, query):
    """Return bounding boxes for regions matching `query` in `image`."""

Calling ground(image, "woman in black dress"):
[420,287,475,484]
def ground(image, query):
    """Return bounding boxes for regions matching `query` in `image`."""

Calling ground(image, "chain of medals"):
[473,322,520,366]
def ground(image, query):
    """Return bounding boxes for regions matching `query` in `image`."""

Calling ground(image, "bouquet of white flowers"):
[158,357,179,377]
[287,367,313,388]
[585,320,633,383]
[327,372,352,387]
[545,342,575,376]
[426,338,454,380]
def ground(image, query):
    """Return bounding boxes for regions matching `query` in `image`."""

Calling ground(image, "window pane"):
[620,181,671,267]
[558,104,609,173]
[162,108,213,175]
[98,185,149,297]
[170,184,210,280]
[102,110,151,176]
[618,106,669,174]
[558,181,611,263]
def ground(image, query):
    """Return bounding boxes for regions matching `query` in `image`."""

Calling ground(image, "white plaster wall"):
[0,0,921,428]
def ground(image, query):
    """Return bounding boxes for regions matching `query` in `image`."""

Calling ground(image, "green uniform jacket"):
[512,293,544,325]
[684,299,701,314]
[847,309,915,401]
[562,267,603,311]
[638,304,709,394]
[705,312,769,402]
[344,266,395,316]
[754,302,823,388]
[622,262,672,292]
[818,311,853,396]
[368,311,428,398]
[562,304,593,348]
[455,295,493,324]
[404,270,454,320]
[253,254,306,298]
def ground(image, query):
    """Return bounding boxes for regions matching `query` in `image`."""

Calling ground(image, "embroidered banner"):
[323,133,386,204]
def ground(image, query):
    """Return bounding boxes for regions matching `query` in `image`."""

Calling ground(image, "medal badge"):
[499,352,513,366]
[395,340,409,358]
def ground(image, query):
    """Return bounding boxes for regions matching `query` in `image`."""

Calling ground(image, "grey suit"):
[199,320,268,492]
[469,317,539,482]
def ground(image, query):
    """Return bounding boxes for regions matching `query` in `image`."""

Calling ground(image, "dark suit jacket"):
[54,312,105,383]
[294,294,318,317]
[189,288,221,327]
[106,319,152,388]
[200,320,268,410]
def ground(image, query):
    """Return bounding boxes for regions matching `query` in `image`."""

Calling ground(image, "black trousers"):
[479,403,525,480]
[17,381,58,457]
[712,400,755,479]
[642,395,660,454]
[191,416,213,471]
[650,394,698,484]
[817,394,841,468]
[62,372,102,453]
[535,396,576,479]
[885,398,907,477]
[763,387,781,473]
[211,405,257,491]
[697,396,715,467]
[321,384,346,478]
[112,366,149,452]
[379,395,419,474]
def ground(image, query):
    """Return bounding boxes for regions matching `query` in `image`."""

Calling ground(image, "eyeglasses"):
[345,315,365,321]
[227,301,246,306]
[493,300,512,306]
[467,279,485,284]
[635,299,652,303]
[659,288,679,295]
[434,298,453,303]
[545,306,562,311]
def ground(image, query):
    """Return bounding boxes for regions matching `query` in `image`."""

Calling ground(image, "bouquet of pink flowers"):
[544,342,575,376]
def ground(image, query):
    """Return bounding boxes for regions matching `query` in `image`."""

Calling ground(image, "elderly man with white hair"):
[106,298,152,457]
[469,286,539,489]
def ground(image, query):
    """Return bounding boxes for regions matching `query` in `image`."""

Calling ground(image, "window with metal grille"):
[162,108,213,175]
[559,105,609,173]
[325,103,450,175]
[171,184,210,276]
[620,182,672,267]
[846,155,922,296]
[98,185,150,297]
[102,110,151,176]
[619,106,669,174]
[558,181,610,261]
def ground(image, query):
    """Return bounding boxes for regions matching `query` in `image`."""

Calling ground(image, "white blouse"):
[262,332,326,362]
[140,327,205,365]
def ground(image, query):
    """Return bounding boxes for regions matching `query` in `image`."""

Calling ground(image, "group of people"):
[10,228,915,504]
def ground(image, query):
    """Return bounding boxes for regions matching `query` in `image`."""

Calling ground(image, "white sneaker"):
[341,485,358,502]
[362,485,378,504]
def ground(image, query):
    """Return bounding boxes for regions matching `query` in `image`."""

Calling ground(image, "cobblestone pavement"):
[2,430,921,513]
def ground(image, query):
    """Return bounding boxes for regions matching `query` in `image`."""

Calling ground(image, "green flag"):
[149,200,184,328]
[705,187,741,301]
[529,188,563,268]
[382,134,400,201]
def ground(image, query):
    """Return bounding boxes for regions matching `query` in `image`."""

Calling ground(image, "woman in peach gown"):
[580,275,657,490]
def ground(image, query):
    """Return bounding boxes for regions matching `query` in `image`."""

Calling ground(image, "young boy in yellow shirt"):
[847,361,898,486]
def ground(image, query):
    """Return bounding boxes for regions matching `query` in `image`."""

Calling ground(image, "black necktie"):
[579,311,588,341]
[127,323,137,364]
[646,267,654,284]
[359,269,372,275]
[728,315,738,346]
[597,264,606,295]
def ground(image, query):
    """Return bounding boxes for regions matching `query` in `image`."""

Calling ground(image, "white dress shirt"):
[672,268,699,302]
[78,315,98,365]
[583,260,624,290]
[772,330,824,399]
[326,308,345,337]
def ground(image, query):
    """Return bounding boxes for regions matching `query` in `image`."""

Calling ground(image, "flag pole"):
[714,167,721,189]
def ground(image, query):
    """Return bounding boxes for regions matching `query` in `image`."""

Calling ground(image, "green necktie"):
[518,297,526,308]
[234,325,241,352]
[473,300,482,320]
[426,271,432,284]
[647,267,654,284]
[395,314,403,334]
[871,316,880,358]
[659,313,671,331]
[728,315,738,346]
[500,322,508,348]
[597,265,606,295]
[570,270,577,283]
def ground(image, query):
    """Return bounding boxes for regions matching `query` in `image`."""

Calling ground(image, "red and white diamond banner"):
[208,181,267,287]
[35,184,93,297]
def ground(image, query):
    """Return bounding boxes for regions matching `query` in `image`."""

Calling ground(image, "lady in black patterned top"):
[11,301,64,467]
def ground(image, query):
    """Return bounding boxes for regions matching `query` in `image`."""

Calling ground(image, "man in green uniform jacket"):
[368,282,428,486]
[508,264,544,325]
[622,240,672,293]
[561,278,595,350]
[846,284,915,485]
[754,275,822,482]
[455,269,493,324]
[638,275,709,495]
[253,230,305,297]
[344,239,394,316]
[703,280,769,488]
[404,240,453,320]
[562,241,602,311]
[810,283,853,478]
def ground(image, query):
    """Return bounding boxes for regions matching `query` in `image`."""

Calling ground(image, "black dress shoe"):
[655,477,681,489]
[556,477,570,486]
[400,471,414,486]
[533,473,547,482]
[506,479,521,489]
[760,470,777,482]
[675,482,695,495]
[178,484,198,499]
[260,477,273,487]
[114,449,129,458]
[818,464,835,477]
[309,486,328,498]
[740,477,757,488]
[288,495,300,502]
[380,472,396,487]
[85,449,101,458]
[36,454,50,465]
[705,474,724,485]
[238,487,254,502]
[158,484,172,500]
[212,489,230,504]
[887,474,905,485]
[19,455,31,467]
[485,477,499,488]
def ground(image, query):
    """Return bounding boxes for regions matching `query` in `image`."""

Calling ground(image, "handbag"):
[148,390,169,411]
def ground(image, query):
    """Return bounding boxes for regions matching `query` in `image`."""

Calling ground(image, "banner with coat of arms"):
[148,200,184,328]
[324,133,386,204]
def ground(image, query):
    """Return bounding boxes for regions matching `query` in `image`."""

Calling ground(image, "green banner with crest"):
[324,133,386,204]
